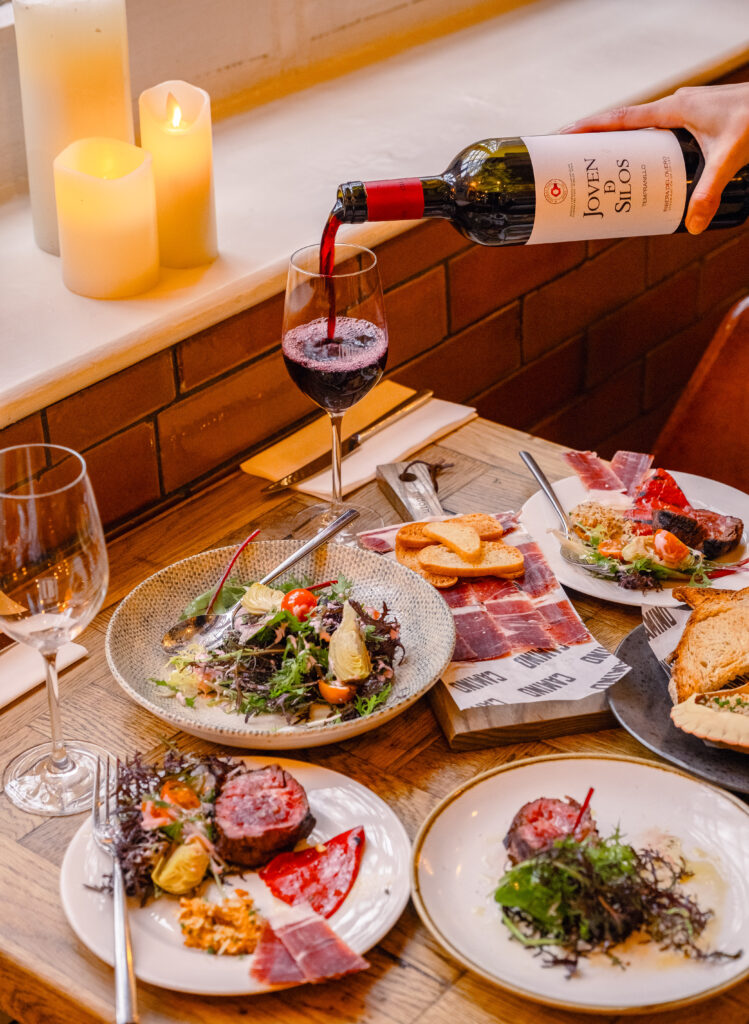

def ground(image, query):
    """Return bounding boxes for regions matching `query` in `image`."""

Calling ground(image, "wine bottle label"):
[521,130,687,244]
[363,179,425,220]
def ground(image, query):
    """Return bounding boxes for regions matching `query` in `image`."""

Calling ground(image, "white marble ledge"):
[2,0,749,429]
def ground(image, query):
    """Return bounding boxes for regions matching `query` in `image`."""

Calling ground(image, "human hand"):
[560,83,749,233]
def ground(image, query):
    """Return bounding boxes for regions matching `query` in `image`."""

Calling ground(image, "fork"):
[92,757,140,1024]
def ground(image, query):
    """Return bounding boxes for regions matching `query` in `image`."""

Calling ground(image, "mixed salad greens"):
[495,827,740,973]
[153,575,403,723]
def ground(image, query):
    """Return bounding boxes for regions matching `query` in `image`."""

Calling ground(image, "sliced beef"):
[503,796,598,865]
[215,764,315,868]
[651,508,706,550]
[690,510,744,559]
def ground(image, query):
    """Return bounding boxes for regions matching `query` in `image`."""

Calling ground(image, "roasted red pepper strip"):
[258,826,366,919]
[635,469,690,510]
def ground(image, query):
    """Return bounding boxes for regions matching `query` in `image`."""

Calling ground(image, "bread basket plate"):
[411,753,749,1014]
[520,471,749,607]
[60,755,411,995]
[608,625,749,794]
[105,540,455,748]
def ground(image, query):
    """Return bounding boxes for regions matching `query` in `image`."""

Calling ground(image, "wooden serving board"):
[428,681,616,751]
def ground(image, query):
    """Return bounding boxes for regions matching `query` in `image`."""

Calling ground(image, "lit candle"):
[53,137,159,299]
[12,0,134,256]
[138,80,218,268]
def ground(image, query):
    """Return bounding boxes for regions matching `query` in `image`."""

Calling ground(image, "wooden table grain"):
[1,419,747,1024]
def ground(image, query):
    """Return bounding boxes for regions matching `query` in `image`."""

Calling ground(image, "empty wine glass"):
[0,444,110,815]
[282,242,388,541]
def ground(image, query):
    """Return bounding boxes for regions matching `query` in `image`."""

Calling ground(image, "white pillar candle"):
[139,80,218,269]
[53,137,159,299]
[12,0,134,256]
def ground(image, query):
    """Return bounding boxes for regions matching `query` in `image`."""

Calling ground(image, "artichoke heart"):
[151,839,210,894]
[328,600,372,682]
[241,582,285,615]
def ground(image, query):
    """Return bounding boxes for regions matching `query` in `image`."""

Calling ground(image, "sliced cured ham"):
[251,920,305,985]
[610,450,653,495]
[513,543,557,599]
[563,450,624,491]
[468,578,517,603]
[538,601,592,646]
[485,597,553,653]
[452,607,512,661]
[259,826,365,919]
[494,511,520,534]
[251,901,369,986]
[440,581,475,608]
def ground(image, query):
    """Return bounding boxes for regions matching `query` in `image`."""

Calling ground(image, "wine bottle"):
[331,129,749,246]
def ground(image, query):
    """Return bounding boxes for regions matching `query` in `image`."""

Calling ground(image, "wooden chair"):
[655,296,749,492]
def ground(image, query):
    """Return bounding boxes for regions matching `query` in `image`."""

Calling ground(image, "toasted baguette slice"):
[395,522,433,549]
[450,513,504,541]
[422,522,482,561]
[672,585,749,615]
[668,602,749,703]
[417,541,524,578]
[395,540,458,589]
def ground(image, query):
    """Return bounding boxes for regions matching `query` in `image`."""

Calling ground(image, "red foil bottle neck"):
[363,178,425,220]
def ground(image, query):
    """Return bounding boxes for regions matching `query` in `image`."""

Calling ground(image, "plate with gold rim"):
[411,753,749,1014]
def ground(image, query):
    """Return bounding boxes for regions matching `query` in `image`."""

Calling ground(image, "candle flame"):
[166,91,182,129]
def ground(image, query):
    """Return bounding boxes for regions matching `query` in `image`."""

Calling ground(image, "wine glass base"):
[292,502,384,544]
[3,740,113,816]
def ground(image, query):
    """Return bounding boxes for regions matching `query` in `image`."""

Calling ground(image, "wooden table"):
[1,418,747,1024]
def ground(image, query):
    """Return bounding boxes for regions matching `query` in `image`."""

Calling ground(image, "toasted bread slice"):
[422,522,482,561]
[672,585,749,615]
[668,601,749,703]
[450,513,504,541]
[395,540,458,589]
[395,522,433,549]
[417,541,524,578]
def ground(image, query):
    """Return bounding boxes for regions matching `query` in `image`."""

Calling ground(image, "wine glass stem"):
[42,650,72,771]
[329,412,344,506]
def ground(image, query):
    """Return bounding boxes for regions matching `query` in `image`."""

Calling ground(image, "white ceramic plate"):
[520,471,749,607]
[60,756,411,995]
[412,753,749,1015]
[105,539,455,748]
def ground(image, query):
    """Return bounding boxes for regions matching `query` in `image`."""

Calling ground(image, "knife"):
[261,389,433,493]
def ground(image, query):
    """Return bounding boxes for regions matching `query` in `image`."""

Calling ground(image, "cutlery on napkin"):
[0,641,87,710]
[241,381,477,501]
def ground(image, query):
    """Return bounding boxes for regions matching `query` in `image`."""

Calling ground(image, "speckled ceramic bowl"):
[105,540,455,748]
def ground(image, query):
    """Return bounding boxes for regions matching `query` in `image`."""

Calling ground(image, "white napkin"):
[0,641,88,710]
[289,398,476,500]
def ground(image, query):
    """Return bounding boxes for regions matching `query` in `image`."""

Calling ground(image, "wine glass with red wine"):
[282,242,388,540]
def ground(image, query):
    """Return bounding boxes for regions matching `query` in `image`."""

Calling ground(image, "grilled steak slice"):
[215,764,315,868]
[690,510,744,559]
[651,508,706,550]
[503,796,598,865]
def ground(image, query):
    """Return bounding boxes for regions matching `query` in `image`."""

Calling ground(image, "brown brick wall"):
[2,216,747,533]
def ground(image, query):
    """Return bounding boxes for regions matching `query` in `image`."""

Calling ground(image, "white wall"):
[0,0,522,201]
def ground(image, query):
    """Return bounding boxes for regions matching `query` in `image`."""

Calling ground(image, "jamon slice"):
[494,511,520,534]
[563,450,624,491]
[610,450,653,495]
[215,765,315,868]
[512,543,557,599]
[259,826,365,919]
[452,607,512,661]
[468,577,518,603]
[504,796,598,865]
[251,920,305,985]
[485,596,553,654]
[538,601,592,646]
[440,580,476,608]
[253,901,369,985]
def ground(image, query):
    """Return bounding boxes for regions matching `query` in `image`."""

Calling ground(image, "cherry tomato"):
[318,679,357,704]
[653,529,691,568]
[597,540,623,560]
[281,588,318,622]
[160,778,201,810]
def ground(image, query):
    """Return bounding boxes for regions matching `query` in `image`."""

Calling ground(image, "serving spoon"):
[161,507,360,652]
[519,451,616,578]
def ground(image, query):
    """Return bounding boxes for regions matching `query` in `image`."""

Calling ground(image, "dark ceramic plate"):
[608,625,749,796]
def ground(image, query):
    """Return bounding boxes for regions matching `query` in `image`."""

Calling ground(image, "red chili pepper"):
[572,786,594,835]
[281,588,318,621]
